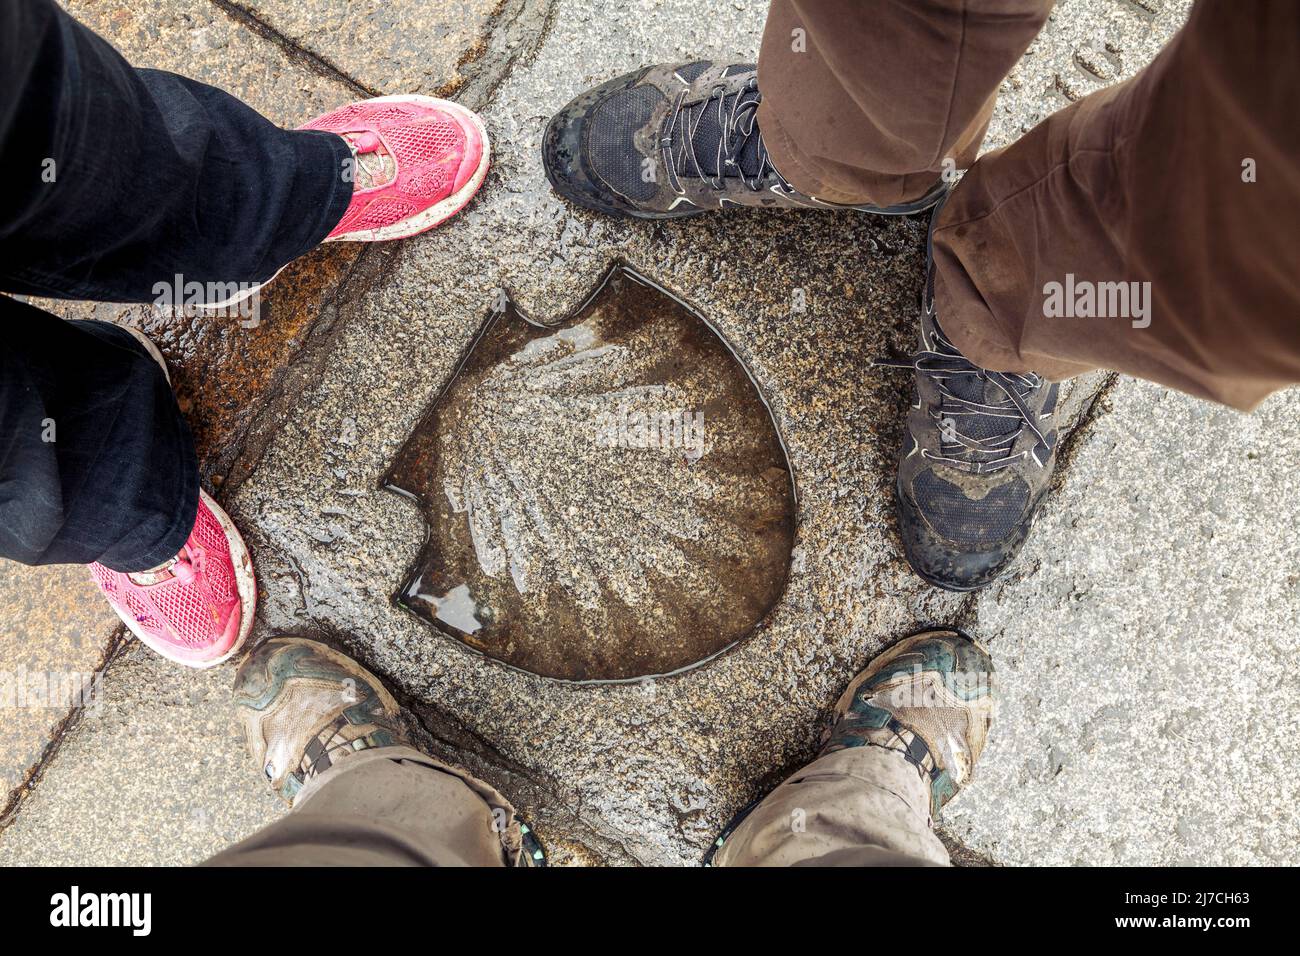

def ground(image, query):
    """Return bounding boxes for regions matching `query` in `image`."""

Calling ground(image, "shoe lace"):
[661,77,790,193]
[343,133,392,189]
[877,323,1052,476]
[126,545,202,587]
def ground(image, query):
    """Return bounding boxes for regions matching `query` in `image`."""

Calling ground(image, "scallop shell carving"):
[385,265,795,681]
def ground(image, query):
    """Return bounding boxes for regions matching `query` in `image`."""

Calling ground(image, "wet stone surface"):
[35,245,365,481]
[387,266,795,681]
[13,0,1266,871]
[231,0,509,98]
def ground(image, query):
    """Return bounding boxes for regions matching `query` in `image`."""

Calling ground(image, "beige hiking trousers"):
[205,744,945,867]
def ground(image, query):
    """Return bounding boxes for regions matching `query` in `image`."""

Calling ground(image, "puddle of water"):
[384,264,796,682]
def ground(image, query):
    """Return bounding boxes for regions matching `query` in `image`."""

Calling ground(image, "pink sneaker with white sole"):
[302,94,490,242]
[205,96,489,309]
[90,490,257,669]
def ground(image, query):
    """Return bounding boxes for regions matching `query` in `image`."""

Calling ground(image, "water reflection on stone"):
[385,265,795,681]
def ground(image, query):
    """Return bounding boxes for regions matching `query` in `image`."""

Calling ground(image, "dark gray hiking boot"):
[542,61,946,219]
[884,194,1062,591]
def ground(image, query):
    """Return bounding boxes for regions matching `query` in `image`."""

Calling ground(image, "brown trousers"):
[758,0,1300,410]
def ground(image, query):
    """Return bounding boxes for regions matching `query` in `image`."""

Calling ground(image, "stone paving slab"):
[228,0,506,97]
[177,0,1161,864]
[944,381,1300,866]
[0,566,119,813]
[0,645,283,866]
[207,0,1191,866]
[65,0,362,118]
[6,0,1269,870]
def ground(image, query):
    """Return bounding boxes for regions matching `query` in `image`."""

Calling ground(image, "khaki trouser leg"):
[204,747,522,867]
[757,0,1054,206]
[714,747,949,867]
[934,0,1300,409]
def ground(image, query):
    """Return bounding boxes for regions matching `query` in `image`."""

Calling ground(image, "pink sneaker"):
[302,94,490,242]
[204,96,489,309]
[90,490,257,668]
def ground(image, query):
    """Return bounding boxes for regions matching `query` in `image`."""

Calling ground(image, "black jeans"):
[0,0,351,570]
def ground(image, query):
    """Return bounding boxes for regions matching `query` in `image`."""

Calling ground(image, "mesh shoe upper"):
[91,489,252,667]
[587,83,664,202]
[301,96,487,242]
[911,468,1031,549]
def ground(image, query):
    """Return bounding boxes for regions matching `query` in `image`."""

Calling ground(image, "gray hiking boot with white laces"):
[542,61,946,219]
[887,195,1062,591]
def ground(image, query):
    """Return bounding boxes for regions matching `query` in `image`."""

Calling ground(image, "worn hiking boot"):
[233,637,413,806]
[822,630,996,817]
[232,636,549,865]
[543,61,946,219]
[883,195,1062,591]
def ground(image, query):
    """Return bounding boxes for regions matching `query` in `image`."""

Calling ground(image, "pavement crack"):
[1051,372,1120,491]
[219,245,385,497]
[208,0,382,98]
[452,0,559,110]
[0,626,130,832]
